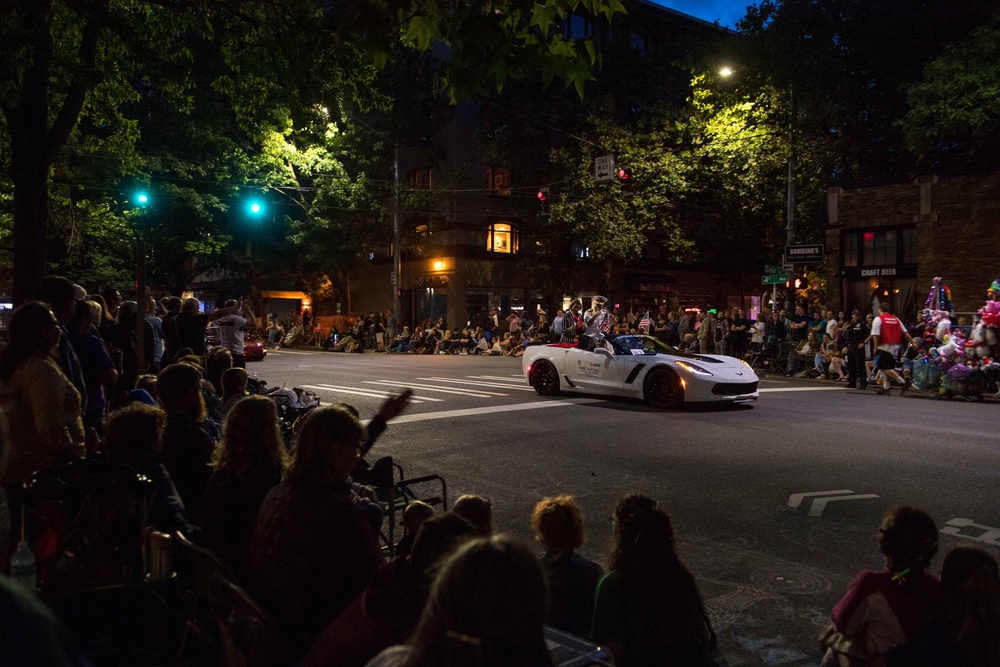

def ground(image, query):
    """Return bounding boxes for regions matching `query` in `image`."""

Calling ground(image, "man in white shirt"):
[825,310,839,342]
[216,298,255,368]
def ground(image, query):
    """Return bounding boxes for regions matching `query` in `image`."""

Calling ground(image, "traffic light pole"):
[392,140,402,321]
[784,85,797,315]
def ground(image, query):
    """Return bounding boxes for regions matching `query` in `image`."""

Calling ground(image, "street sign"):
[784,244,824,264]
[762,273,789,285]
[594,154,615,183]
[764,264,783,275]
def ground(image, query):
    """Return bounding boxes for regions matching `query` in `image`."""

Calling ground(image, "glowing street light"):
[719,67,733,78]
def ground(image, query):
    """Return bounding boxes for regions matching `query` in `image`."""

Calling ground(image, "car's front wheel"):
[645,367,683,409]
[529,359,560,396]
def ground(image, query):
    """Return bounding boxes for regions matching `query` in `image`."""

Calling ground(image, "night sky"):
[650,0,749,28]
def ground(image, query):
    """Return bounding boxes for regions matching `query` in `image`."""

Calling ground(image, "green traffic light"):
[136,192,149,205]
[250,202,262,214]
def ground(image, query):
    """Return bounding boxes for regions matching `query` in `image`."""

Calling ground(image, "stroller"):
[264,385,321,442]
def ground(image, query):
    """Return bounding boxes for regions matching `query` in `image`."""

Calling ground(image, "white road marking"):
[788,490,855,509]
[389,398,604,424]
[759,387,842,393]
[468,375,528,383]
[269,349,315,355]
[300,384,441,403]
[807,494,879,517]
[941,518,1000,546]
[419,377,537,391]
[363,380,507,397]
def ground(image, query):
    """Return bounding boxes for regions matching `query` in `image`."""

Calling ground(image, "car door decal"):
[576,359,604,377]
[624,363,645,384]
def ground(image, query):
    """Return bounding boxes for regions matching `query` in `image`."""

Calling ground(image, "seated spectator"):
[592,493,713,666]
[135,374,158,402]
[938,546,1000,665]
[395,501,435,559]
[248,405,385,661]
[391,327,411,354]
[474,329,490,355]
[822,335,848,381]
[0,302,85,489]
[788,331,820,377]
[103,402,193,534]
[157,362,215,521]
[200,395,286,582]
[531,495,603,637]
[490,338,503,356]
[219,367,248,418]
[819,507,940,665]
[303,513,477,667]
[206,346,233,397]
[451,494,493,536]
[364,536,551,667]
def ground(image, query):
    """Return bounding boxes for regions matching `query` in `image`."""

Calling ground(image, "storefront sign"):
[784,244,824,264]
[841,266,916,279]
[413,275,450,288]
[627,273,677,292]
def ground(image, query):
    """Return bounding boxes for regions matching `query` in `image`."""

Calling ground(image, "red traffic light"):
[617,167,632,180]
[537,190,548,202]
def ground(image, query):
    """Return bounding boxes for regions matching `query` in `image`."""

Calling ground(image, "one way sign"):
[594,154,615,183]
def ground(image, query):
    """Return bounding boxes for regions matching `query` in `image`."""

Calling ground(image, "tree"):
[900,12,1000,167]
[1,0,626,303]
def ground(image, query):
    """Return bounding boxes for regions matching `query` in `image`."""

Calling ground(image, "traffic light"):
[132,190,150,207]
[537,187,550,215]
[617,166,633,195]
[247,200,265,217]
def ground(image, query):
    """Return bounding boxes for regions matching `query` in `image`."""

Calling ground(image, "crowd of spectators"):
[1,281,998,666]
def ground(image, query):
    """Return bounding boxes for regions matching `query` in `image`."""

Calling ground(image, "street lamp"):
[719,67,733,78]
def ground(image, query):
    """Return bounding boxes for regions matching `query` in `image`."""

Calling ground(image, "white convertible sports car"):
[522,334,759,408]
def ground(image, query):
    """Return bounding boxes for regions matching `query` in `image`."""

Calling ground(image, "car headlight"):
[675,360,713,376]
[739,359,752,369]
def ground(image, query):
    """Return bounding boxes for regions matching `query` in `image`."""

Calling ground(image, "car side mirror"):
[595,347,613,358]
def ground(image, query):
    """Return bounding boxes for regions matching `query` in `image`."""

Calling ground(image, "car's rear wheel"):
[529,359,560,396]
[645,367,683,409]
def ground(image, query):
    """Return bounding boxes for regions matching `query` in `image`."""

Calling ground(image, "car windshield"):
[608,334,679,356]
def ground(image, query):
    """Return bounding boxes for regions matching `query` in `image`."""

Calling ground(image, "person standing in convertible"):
[582,295,613,350]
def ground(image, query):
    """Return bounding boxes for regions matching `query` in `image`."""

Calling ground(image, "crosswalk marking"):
[363,380,507,398]
[418,376,538,391]
[300,384,442,403]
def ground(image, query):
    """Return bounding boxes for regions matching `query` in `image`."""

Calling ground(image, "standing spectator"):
[665,311,681,347]
[871,303,915,395]
[99,286,121,342]
[160,296,182,366]
[551,308,565,342]
[374,311,387,352]
[364,536,552,667]
[66,300,118,435]
[144,295,164,372]
[531,495,604,637]
[215,298,255,368]
[301,307,312,334]
[201,395,287,581]
[731,308,750,361]
[809,309,827,339]
[109,300,155,406]
[819,507,940,665]
[0,302,85,488]
[696,310,715,354]
[592,493,713,666]
[385,308,398,349]
[765,311,787,353]
[37,276,87,410]
[175,297,237,358]
[157,362,215,521]
[507,312,521,337]
[825,309,839,343]
[844,310,870,390]
[248,405,385,660]
[788,305,809,341]
[677,308,692,348]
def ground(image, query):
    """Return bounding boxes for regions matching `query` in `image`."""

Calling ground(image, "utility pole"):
[392,140,402,321]
[784,85,797,315]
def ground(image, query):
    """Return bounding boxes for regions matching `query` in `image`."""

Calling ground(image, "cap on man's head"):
[592,295,608,304]
[852,309,861,316]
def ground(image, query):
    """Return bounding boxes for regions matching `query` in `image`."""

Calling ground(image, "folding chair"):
[353,456,448,557]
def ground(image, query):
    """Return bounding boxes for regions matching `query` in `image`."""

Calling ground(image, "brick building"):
[825,171,1000,321]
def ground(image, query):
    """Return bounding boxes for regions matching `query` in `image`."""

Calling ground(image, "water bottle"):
[10,540,37,593]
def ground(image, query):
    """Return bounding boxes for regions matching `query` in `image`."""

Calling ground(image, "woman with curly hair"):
[591,493,713,666]
[200,395,287,581]
[820,506,941,665]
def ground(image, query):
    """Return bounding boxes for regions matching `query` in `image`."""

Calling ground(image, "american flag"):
[638,311,651,330]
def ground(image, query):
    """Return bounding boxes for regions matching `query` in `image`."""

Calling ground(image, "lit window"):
[486,166,511,196]
[487,222,519,254]
[408,168,431,189]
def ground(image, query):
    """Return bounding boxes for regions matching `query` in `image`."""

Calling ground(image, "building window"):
[409,168,432,189]
[486,166,511,196]
[564,14,590,39]
[410,223,430,239]
[486,222,519,254]
[901,227,917,264]
[843,232,858,267]
[571,243,590,259]
[863,229,897,266]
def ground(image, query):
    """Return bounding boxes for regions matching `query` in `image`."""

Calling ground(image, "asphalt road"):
[251,346,1000,666]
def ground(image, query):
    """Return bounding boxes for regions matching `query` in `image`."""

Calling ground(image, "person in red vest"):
[871,303,916,396]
